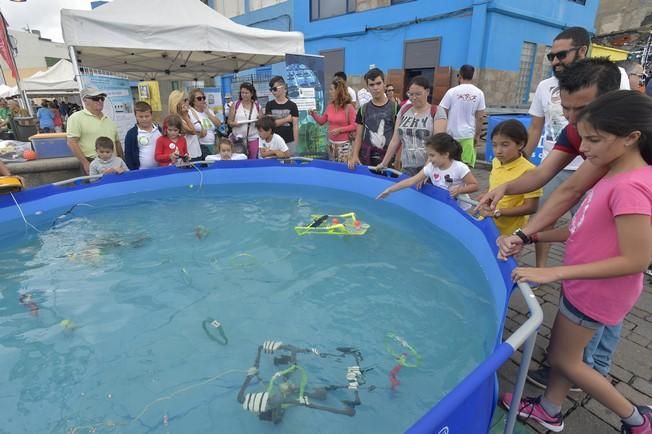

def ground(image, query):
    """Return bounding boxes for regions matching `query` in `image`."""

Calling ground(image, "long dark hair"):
[577,90,652,164]
[239,82,257,101]
[426,133,462,161]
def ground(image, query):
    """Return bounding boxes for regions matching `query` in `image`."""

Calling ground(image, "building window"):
[391,0,414,4]
[516,42,537,105]
[568,0,586,4]
[541,45,553,80]
[311,0,356,21]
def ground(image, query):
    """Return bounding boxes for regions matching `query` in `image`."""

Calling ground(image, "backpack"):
[396,102,438,120]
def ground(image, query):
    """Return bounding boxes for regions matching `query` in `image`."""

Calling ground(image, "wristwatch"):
[512,228,533,244]
[493,208,502,218]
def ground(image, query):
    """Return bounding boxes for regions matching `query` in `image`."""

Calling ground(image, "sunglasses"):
[195,96,206,101]
[270,86,280,92]
[87,96,105,102]
[630,73,648,86]
[546,47,580,62]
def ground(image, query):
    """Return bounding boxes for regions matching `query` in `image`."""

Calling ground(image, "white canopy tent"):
[60,0,305,81]
[0,84,18,98]
[21,59,78,96]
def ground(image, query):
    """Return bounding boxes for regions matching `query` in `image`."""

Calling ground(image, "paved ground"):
[470,164,652,433]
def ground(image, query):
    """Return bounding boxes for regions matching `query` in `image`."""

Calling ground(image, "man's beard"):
[552,65,566,79]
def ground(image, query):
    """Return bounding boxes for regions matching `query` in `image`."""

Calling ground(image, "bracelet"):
[512,228,532,245]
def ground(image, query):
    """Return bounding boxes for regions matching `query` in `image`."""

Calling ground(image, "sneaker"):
[527,366,582,393]
[622,406,652,434]
[501,393,564,432]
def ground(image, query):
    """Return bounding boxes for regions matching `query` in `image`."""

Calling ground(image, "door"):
[320,48,345,84]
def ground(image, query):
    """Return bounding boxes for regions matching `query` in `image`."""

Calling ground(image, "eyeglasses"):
[270,86,280,92]
[87,96,105,102]
[195,96,206,101]
[386,88,395,92]
[546,47,580,62]
[407,92,424,98]
[630,73,648,86]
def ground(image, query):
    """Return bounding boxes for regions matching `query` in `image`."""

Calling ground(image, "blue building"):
[212,0,598,106]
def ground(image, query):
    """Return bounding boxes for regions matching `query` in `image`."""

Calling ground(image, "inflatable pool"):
[0,159,541,433]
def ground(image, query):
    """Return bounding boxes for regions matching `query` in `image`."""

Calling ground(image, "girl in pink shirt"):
[505,91,652,433]
[309,78,357,162]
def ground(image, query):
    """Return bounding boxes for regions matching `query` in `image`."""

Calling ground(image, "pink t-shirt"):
[563,166,652,325]
[310,103,357,142]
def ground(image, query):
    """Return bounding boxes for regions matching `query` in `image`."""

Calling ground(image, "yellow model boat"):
[295,212,369,236]
[0,176,24,194]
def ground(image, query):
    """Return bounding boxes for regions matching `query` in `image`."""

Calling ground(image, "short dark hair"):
[558,57,620,96]
[554,26,591,48]
[408,75,431,90]
[577,90,652,164]
[334,71,347,81]
[425,133,462,161]
[134,101,152,113]
[255,115,275,132]
[269,75,285,88]
[459,65,475,80]
[364,68,385,84]
[95,136,115,151]
[491,119,528,147]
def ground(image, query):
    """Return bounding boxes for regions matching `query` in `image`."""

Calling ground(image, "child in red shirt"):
[155,114,189,166]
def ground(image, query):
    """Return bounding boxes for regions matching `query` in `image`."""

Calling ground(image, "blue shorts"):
[559,295,603,330]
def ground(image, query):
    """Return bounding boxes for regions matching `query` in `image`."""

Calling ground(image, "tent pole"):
[68,45,83,93]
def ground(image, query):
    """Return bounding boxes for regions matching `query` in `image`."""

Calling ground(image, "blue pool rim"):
[0,159,518,433]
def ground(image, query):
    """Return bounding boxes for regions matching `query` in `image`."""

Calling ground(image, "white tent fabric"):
[0,84,18,98]
[22,59,78,94]
[60,0,305,80]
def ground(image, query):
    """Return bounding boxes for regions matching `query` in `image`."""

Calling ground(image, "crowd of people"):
[1,23,651,433]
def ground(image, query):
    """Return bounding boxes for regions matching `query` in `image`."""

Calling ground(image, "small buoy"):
[35,210,43,215]
[331,218,339,225]
[188,184,194,189]
[23,150,37,160]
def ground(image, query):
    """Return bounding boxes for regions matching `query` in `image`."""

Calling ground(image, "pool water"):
[0,184,499,434]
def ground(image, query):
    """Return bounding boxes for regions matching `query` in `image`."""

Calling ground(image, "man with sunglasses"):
[67,87,121,175]
[265,76,299,155]
[524,27,630,274]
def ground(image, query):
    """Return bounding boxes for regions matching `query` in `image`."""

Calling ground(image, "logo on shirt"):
[569,189,593,234]
[433,173,440,180]
[456,93,478,102]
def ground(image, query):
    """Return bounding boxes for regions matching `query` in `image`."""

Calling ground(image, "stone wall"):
[476,69,522,107]
[595,0,652,34]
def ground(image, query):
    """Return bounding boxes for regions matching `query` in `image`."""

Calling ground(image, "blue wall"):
[224,0,598,75]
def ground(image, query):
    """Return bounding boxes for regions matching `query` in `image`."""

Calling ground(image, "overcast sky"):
[1,0,102,42]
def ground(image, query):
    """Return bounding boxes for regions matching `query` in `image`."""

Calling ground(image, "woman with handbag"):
[309,78,357,162]
[227,82,261,159]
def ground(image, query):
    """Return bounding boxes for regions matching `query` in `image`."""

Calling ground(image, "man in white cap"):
[67,87,121,175]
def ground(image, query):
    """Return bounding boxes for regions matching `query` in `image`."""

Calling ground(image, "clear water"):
[0,184,499,434]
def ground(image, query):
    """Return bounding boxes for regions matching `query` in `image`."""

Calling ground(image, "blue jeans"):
[583,321,624,376]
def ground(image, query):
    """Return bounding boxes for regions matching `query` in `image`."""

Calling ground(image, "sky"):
[1,0,101,42]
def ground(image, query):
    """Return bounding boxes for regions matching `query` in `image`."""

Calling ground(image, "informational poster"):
[81,73,136,145]
[285,54,326,158]
[137,80,162,112]
[203,87,224,123]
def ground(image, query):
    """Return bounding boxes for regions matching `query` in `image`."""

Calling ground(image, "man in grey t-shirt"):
[348,68,397,168]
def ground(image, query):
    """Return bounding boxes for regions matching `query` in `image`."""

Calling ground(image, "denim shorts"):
[559,296,603,330]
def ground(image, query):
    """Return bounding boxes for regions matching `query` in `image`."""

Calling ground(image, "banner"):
[285,54,326,158]
[0,14,18,80]
[137,80,162,112]
[203,87,224,123]
[81,73,136,145]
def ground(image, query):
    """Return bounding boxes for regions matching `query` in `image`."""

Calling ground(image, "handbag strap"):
[244,101,255,140]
